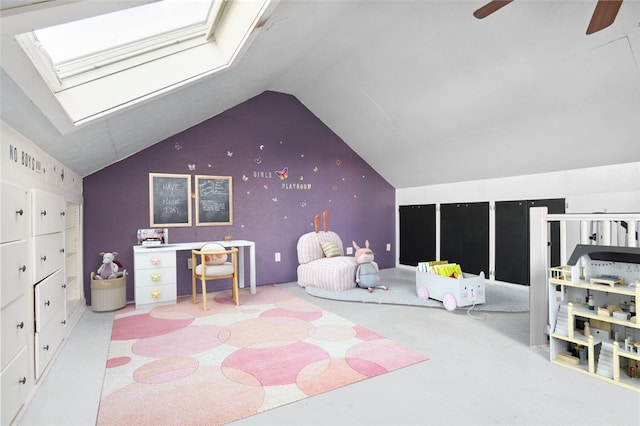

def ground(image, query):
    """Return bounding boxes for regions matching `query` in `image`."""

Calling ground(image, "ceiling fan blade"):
[586,0,623,34]
[473,0,514,19]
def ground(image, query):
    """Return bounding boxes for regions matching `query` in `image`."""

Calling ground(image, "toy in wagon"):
[415,260,486,311]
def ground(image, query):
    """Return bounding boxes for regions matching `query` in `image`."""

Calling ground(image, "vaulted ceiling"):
[2,0,640,188]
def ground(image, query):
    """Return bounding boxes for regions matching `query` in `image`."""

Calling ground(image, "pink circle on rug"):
[106,356,131,368]
[222,341,329,386]
[132,324,226,358]
[223,316,314,348]
[353,324,383,341]
[97,365,263,425]
[134,356,199,384]
[346,339,428,373]
[297,357,367,396]
[111,313,194,340]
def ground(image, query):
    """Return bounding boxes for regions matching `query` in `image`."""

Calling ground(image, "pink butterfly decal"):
[276,167,288,180]
[336,159,341,166]
[188,164,196,171]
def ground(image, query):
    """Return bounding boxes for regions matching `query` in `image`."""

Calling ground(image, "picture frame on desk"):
[149,173,192,227]
[195,175,233,226]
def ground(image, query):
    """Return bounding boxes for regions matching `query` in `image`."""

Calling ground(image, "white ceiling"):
[2,0,640,188]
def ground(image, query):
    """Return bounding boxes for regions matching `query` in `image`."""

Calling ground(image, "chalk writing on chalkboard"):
[195,175,233,226]
[149,173,192,227]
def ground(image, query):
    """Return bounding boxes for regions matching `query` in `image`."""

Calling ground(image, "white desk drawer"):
[1,241,29,308]
[134,250,176,269]
[32,190,65,236]
[35,269,66,332]
[1,348,30,426]
[134,283,177,308]
[1,182,28,244]
[1,295,28,370]
[34,311,66,379]
[134,267,176,287]
[33,232,64,283]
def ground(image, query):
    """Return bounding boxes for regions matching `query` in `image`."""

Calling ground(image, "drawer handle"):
[19,265,26,272]
[16,208,24,216]
[151,256,161,265]
[43,345,50,351]
[41,255,47,261]
[45,300,51,306]
[151,289,161,299]
[41,210,47,216]
[60,211,65,216]
[151,273,161,282]
[60,248,65,253]
[17,321,24,329]
[19,377,26,385]
[62,283,67,289]
[61,320,66,325]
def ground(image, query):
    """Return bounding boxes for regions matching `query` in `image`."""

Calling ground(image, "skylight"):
[15,0,272,128]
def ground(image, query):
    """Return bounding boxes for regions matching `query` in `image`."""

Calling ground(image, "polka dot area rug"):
[96,285,427,425]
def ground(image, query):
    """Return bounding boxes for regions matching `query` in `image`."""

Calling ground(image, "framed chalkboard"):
[195,175,233,226]
[149,173,192,227]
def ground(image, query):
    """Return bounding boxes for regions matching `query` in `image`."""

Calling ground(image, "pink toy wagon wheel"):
[442,293,457,311]
[417,286,429,300]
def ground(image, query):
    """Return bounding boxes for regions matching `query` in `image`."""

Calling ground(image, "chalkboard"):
[149,173,192,227]
[195,175,233,226]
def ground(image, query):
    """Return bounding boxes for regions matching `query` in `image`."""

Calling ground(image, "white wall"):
[395,162,640,270]
[1,120,82,203]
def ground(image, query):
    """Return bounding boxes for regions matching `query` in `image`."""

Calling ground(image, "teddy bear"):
[353,240,389,293]
[94,251,123,279]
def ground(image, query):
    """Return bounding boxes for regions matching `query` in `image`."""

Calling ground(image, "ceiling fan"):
[473,0,623,35]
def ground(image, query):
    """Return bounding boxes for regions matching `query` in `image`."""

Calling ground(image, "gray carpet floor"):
[304,267,530,312]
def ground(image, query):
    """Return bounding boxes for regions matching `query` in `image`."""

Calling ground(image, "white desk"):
[133,240,255,309]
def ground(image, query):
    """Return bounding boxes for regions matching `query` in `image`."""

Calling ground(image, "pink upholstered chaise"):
[296,231,357,291]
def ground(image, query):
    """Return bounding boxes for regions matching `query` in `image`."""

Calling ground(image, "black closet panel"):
[399,204,436,266]
[495,198,565,286]
[495,201,529,285]
[440,202,489,275]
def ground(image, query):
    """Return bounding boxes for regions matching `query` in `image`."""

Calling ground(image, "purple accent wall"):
[83,91,395,305]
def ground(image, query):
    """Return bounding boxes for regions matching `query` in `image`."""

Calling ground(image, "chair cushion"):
[200,242,228,265]
[297,231,344,264]
[195,262,234,276]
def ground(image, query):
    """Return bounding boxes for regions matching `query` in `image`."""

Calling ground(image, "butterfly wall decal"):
[276,167,288,180]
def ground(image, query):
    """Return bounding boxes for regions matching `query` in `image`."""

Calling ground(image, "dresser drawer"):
[1,295,28,370]
[32,189,65,236]
[134,250,176,269]
[35,269,66,332]
[34,311,66,379]
[33,232,64,283]
[1,348,30,426]
[134,266,176,288]
[135,283,177,309]
[1,182,28,244]
[1,241,29,308]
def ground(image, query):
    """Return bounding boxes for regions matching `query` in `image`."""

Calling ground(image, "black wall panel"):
[440,202,489,276]
[399,204,436,266]
[495,198,565,285]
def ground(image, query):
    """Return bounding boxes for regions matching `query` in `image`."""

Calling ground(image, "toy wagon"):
[416,268,486,311]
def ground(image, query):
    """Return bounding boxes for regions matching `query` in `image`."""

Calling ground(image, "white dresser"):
[1,182,31,426]
[133,248,178,309]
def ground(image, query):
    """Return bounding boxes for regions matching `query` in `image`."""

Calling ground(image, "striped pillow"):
[320,241,342,258]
